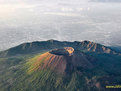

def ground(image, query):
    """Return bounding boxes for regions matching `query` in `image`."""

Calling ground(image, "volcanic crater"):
[50,47,74,56]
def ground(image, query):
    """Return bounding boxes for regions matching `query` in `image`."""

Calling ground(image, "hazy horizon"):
[0,0,121,51]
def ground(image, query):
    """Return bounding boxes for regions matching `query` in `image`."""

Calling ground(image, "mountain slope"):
[8,47,121,91]
[0,40,121,91]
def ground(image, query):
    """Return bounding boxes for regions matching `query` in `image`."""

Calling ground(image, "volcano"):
[27,47,95,75]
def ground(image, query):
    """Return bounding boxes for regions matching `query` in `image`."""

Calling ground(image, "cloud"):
[43,12,80,16]
[91,0,121,2]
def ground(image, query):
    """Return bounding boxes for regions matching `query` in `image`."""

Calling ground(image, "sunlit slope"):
[27,52,67,74]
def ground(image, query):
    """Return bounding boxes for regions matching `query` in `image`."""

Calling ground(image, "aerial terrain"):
[0,40,121,91]
[0,0,121,91]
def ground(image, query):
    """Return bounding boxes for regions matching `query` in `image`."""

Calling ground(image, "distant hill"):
[0,40,118,57]
[110,46,121,53]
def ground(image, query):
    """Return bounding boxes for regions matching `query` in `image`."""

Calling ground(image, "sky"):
[0,0,121,50]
